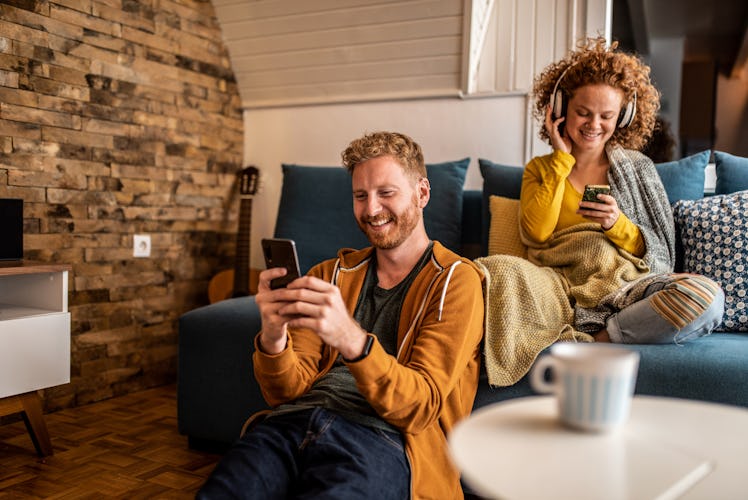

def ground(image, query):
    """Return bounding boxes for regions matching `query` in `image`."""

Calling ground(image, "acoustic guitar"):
[208,166,260,303]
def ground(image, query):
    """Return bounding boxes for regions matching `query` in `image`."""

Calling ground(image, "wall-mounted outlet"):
[133,234,151,258]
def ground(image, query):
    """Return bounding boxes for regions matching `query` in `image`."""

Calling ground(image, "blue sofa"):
[178,151,748,449]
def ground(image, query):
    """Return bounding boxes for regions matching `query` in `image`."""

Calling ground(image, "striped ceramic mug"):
[530,343,640,432]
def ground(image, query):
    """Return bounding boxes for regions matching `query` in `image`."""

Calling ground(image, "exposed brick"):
[0,86,38,106]
[47,64,89,86]
[9,169,88,189]
[1,0,50,16]
[1,0,243,411]
[81,28,128,53]
[50,3,122,38]
[0,184,45,201]
[42,126,114,149]
[95,1,155,33]
[1,4,83,42]
[54,157,111,177]
[0,52,31,74]
[25,74,90,100]
[49,0,93,16]
[0,118,41,139]
[37,95,85,118]
[10,138,61,157]
[0,69,19,87]
[2,102,80,128]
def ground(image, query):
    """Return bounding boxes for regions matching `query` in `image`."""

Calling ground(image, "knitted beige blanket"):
[475,224,649,387]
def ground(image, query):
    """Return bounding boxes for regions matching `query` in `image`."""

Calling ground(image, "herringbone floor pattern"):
[0,384,221,498]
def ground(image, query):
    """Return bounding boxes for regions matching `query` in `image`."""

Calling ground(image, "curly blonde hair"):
[341,131,426,181]
[532,36,660,150]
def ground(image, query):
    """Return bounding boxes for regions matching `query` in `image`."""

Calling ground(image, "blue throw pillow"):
[275,165,367,273]
[714,151,748,195]
[423,158,470,253]
[478,159,523,254]
[274,159,469,273]
[673,190,748,332]
[654,150,710,204]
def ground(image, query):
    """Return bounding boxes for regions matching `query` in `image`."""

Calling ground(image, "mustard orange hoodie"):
[253,242,484,499]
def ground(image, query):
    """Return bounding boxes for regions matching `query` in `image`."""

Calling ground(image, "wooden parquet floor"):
[0,384,221,499]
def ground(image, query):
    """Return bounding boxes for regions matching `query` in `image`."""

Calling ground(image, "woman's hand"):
[545,105,572,153]
[577,193,620,230]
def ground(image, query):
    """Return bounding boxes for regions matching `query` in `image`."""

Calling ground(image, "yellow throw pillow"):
[488,195,527,258]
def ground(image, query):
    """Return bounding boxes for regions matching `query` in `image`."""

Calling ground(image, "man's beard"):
[357,195,421,250]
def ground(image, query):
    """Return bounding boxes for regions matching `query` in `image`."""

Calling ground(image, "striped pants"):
[607,274,725,344]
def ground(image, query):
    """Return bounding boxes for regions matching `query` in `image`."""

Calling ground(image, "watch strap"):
[344,334,374,363]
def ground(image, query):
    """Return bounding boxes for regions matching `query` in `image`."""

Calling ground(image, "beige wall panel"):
[243,75,462,107]
[213,0,417,21]
[475,6,499,93]
[212,0,464,106]
[219,1,461,40]
[493,0,517,92]
[226,17,463,57]
[233,37,461,73]
[236,55,460,88]
[513,0,536,90]
[554,0,572,60]
[534,0,557,75]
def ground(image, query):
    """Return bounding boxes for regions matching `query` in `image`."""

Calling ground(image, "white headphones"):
[550,63,637,128]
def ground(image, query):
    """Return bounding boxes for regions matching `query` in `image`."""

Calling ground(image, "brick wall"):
[0,0,243,409]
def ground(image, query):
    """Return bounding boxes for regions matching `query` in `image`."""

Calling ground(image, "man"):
[198,131,484,499]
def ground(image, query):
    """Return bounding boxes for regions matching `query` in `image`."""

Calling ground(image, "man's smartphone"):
[582,184,611,203]
[261,238,301,289]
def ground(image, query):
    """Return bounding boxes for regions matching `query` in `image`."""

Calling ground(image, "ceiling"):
[613,0,748,77]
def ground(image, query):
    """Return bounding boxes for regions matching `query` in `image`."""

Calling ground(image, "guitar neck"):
[233,196,252,297]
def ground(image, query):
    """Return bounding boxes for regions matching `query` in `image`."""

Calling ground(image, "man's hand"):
[255,267,296,354]
[280,276,369,360]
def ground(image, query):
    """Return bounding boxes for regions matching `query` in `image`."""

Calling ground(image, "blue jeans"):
[607,276,725,344]
[197,408,410,499]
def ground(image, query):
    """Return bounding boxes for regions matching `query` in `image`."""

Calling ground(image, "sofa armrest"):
[177,296,270,447]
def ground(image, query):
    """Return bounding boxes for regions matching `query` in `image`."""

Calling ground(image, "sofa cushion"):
[275,165,368,273]
[487,195,526,258]
[472,332,748,410]
[673,190,748,332]
[423,158,471,253]
[654,150,711,204]
[275,159,469,273]
[714,151,748,195]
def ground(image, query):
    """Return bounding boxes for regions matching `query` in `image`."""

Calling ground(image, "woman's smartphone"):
[261,238,302,289]
[582,184,610,203]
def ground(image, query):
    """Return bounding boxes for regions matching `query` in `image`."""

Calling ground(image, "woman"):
[476,37,724,387]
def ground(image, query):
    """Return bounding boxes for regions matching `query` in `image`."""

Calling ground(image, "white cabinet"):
[0,262,71,456]
[0,262,71,399]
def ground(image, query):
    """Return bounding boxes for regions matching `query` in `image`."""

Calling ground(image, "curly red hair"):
[341,131,426,181]
[532,36,660,150]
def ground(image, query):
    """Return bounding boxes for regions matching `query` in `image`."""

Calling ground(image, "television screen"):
[0,198,23,261]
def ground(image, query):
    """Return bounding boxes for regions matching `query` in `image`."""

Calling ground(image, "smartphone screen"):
[582,184,610,203]
[261,238,301,289]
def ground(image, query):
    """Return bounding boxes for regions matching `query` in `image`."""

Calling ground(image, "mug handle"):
[529,355,558,394]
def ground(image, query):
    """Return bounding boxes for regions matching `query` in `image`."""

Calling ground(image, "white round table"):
[450,396,748,499]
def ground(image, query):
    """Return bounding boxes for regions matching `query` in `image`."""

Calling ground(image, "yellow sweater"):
[520,150,645,256]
